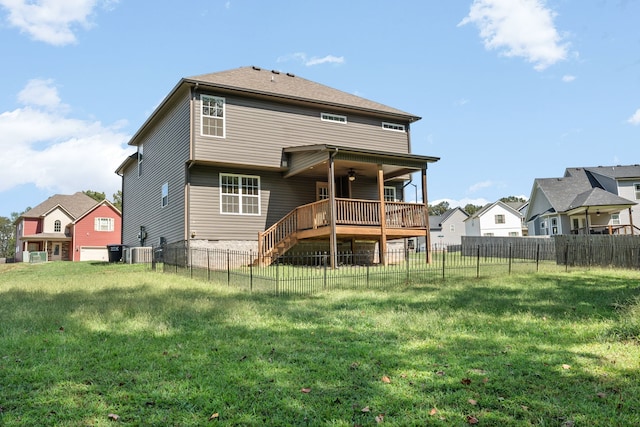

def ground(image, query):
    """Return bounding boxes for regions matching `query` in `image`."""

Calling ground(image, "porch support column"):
[422,167,432,263]
[585,207,590,235]
[629,207,635,235]
[377,165,387,266]
[328,153,338,269]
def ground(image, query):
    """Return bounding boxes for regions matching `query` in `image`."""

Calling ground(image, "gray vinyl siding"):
[193,93,411,168]
[189,165,317,241]
[121,89,191,247]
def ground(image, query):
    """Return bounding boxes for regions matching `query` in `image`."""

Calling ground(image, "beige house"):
[116,66,439,267]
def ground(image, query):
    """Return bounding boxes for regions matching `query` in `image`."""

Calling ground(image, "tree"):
[500,196,527,204]
[83,190,106,202]
[0,211,25,259]
[428,201,450,216]
[112,190,122,212]
[463,204,483,216]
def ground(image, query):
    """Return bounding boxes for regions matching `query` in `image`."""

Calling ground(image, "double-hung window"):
[95,217,114,232]
[137,144,143,176]
[495,214,505,224]
[383,186,397,202]
[201,95,225,137]
[220,173,260,215]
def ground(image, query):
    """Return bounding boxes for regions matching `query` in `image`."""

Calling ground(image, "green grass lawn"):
[0,262,638,426]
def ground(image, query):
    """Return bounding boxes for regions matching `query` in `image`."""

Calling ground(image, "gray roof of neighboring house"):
[584,165,640,180]
[568,187,636,210]
[466,201,522,221]
[429,207,469,230]
[21,192,98,220]
[529,165,639,220]
[185,66,420,121]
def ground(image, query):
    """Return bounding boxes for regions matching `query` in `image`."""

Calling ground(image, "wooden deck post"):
[422,167,432,263]
[630,207,635,235]
[377,165,387,265]
[328,153,338,269]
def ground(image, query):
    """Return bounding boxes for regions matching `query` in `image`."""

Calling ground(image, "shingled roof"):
[21,192,98,219]
[184,66,420,121]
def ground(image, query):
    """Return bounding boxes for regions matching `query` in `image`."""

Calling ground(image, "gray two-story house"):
[116,66,439,267]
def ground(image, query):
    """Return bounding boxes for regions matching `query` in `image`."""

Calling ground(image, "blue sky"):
[1,0,639,218]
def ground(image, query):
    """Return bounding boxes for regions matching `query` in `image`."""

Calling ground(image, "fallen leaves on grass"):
[301,387,311,393]
[461,378,472,385]
[468,399,477,405]
[429,408,438,416]
[375,414,384,423]
[466,415,479,424]
[107,413,119,421]
[361,406,370,413]
[209,412,219,421]
[562,364,571,370]
[381,375,391,383]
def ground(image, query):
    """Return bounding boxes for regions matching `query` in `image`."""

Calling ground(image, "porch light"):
[596,210,600,216]
[348,169,356,182]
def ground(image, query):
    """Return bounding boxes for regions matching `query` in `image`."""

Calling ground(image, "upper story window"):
[321,113,347,124]
[612,213,620,225]
[137,144,143,176]
[220,173,260,215]
[383,186,397,202]
[382,122,406,132]
[635,183,640,200]
[54,220,61,232]
[95,217,114,232]
[161,182,169,207]
[495,214,505,224]
[449,224,455,232]
[201,95,225,138]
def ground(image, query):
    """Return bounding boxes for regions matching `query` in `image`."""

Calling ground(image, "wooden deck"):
[258,198,428,264]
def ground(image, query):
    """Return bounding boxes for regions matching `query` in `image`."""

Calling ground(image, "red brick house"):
[15,192,122,262]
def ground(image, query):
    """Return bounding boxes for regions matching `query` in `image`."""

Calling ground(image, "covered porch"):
[259,144,439,267]
[18,233,71,262]
[564,188,638,236]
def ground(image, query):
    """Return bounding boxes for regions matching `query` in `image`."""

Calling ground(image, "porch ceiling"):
[283,144,439,180]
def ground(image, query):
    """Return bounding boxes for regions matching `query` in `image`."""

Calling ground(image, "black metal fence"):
[152,242,553,296]
[141,236,640,296]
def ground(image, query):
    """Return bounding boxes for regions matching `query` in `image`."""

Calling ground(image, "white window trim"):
[161,182,168,208]
[219,173,261,216]
[635,182,640,200]
[383,186,397,202]
[612,213,620,225]
[320,112,347,124]
[201,95,226,138]
[94,217,114,232]
[382,122,406,132]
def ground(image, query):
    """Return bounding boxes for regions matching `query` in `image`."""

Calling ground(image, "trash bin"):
[107,244,125,263]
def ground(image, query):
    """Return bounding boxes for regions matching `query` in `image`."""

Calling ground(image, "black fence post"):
[442,246,446,280]
[476,245,480,278]
[275,261,279,296]
[207,249,211,282]
[250,250,253,292]
[565,242,569,273]
[323,252,328,290]
[227,249,230,286]
[405,246,410,284]
[190,247,193,279]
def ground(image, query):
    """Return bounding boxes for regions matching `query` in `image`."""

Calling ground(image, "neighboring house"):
[415,207,469,250]
[464,201,523,237]
[116,66,439,267]
[516,201,529,236]
[15,192,122,262]
[526,166,639,236]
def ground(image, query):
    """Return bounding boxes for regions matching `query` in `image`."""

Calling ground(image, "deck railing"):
[258,199,427,261]
[571,224,639,235]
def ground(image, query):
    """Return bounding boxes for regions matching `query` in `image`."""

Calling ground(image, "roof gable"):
[21,192,100,220]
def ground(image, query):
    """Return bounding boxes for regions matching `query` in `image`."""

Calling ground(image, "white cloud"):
[0,79,131,195]
[562,75,576,82]
[0,0,111,46]
[468,180,494,193]
[458,0,570,71]
[18,78,65,110]
[277,52,345,67]
[627,108,640,125]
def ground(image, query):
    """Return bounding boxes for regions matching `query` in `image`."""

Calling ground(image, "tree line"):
[0,190,122,260]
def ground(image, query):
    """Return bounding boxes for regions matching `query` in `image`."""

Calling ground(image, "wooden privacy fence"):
[554,235,640,269]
